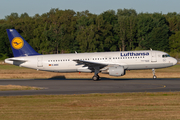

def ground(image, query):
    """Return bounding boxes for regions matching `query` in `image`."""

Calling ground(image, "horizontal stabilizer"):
[7,58,28,62]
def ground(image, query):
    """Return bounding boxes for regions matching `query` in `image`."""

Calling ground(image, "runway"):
[0,78,180,96]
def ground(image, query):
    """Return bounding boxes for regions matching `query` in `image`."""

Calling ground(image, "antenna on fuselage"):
[150,48,152,51]
[75,51,77,54]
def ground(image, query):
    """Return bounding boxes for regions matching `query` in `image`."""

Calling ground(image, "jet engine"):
[108,66,126,76]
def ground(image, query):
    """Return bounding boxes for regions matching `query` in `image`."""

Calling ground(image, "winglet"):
[6,29,41,57]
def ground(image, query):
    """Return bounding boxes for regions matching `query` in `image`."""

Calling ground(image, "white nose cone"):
[172,58,178,65]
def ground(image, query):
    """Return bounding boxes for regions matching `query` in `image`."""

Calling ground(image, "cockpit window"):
[162,54,170,58]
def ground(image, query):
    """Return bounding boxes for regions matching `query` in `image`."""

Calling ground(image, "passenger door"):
[151,51,157,62]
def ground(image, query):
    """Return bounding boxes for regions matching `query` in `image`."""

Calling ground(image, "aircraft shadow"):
[34,76,180,81]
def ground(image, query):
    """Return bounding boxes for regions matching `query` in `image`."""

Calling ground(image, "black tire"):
[92,76,98,81]
[97,75,100,80]
[153,75,157,79]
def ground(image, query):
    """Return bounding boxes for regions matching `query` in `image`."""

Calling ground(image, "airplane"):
[5,29,177,81]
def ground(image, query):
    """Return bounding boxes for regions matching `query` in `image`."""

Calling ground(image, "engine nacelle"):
[109,66,126,76]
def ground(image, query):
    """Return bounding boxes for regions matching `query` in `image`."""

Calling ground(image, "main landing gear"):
[92,75,100,81]
[92,68,100,81]
[152,68,157,79]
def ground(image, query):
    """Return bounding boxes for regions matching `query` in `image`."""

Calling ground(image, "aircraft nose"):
[172,58,178,65]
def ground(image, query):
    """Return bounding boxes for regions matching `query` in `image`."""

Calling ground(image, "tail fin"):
[6,29,40,57]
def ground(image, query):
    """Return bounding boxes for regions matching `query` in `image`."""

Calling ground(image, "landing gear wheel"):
[92,75,100,81]
[153,75,157,79]
[152,69,157,79]
[92,75,98,81]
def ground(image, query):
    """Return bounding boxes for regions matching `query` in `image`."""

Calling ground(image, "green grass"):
[0,64,28,70]
[0,92,180,120]
[0,85,40,91]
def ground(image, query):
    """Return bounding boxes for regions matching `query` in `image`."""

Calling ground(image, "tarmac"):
[0,78,180,96]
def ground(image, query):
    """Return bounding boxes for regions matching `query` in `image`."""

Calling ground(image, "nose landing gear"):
[152,68,157,79]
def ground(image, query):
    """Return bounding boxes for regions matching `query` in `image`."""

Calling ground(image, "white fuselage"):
[5,50,177,74]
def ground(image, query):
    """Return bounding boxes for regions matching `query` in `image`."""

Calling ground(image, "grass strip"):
[0,92,180,120]
[0,85,40,91]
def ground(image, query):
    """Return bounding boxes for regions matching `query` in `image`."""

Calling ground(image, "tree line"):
[0,8,180,60]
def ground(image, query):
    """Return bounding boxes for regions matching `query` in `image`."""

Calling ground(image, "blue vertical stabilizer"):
[6,29,41,57]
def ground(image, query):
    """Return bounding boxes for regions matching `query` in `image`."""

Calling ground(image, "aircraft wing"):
[73,59,108,69]
[73,59,127,70]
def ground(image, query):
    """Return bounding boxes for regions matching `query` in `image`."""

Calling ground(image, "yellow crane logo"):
[11,37,24,49]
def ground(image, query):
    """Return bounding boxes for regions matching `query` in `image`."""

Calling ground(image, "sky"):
[1,0,180,19]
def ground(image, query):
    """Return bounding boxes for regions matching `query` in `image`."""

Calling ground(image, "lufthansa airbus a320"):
[5,29,177,80]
